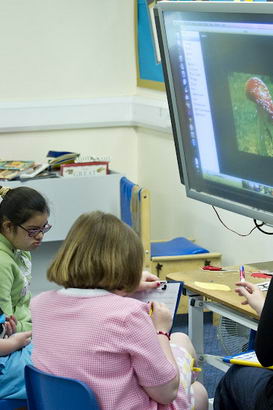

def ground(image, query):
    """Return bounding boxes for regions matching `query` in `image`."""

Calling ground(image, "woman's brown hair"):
[47,211,144,293]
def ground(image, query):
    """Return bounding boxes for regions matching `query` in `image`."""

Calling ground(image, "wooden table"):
[167,266,264,374]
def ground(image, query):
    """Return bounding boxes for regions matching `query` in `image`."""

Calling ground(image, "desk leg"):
[188,293,204,382]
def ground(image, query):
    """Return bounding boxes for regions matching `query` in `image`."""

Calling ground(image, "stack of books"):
[47,151,80,169]
[0,160,35,180]
[0,153,111,181]
[19,151,81,180]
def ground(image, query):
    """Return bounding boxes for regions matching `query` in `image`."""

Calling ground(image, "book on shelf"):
[0,169,21,180]
[19,163,50,180]
[0,160,34,170]
[60,161,109,177]
[75,155,111,163]
[46,151,80,169]
[0,160,35,180]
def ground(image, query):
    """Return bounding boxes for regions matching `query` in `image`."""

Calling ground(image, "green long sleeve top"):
[0,233,32,332]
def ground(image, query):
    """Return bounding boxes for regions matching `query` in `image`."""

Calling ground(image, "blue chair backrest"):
[120,176,209,257]
[120,176,136,227]
[0,399,27,410]
[25,365,100,410]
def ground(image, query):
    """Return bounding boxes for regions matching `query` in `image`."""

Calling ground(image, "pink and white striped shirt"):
[31,288,192,409]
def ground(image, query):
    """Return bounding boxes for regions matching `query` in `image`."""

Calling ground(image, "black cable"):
[253,219,273,235]
[212,206,270,236]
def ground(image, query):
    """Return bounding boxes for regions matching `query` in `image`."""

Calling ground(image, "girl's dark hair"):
[0,186,49,228]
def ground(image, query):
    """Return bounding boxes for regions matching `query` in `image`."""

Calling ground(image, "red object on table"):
[202,266,224,271]
[251,272,272,279]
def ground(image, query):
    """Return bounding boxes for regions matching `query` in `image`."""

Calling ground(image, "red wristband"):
[156,331,171,340]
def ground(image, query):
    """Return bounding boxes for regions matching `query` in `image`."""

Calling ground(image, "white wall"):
[0,0,138,179]
[0,0,136,101]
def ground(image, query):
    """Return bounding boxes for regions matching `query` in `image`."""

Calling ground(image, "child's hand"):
[150,301,172,333]
[9,331,32,350]
[125,271,160,296]
[4,315,17,337]
[235,281,265,316]
[137,271,160,292]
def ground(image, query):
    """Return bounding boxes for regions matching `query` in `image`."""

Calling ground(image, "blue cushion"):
[151,237,209,257]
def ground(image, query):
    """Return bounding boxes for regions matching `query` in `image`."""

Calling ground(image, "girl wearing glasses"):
[0,185,50,400]
[0,185,50,332]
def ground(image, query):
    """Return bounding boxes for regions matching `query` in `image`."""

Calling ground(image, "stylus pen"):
[240,265,245,282]
[192,367,202,372]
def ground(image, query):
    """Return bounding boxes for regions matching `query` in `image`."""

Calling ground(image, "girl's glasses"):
[18,223,52,237]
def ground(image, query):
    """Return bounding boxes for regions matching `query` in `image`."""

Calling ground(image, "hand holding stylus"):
[235,281,265,316]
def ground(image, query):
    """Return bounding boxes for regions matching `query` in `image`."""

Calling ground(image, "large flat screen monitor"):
[155,1,273,225]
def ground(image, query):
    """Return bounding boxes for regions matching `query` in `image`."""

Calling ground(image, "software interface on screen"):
[164,12,273,210]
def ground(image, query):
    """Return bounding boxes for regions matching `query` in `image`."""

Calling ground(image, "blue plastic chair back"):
[120,176,135,227]
[0,399,27,409]
[25,364,100,410]
[120,176,209,257]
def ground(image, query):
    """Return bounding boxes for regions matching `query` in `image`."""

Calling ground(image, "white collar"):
[57,288,111,298]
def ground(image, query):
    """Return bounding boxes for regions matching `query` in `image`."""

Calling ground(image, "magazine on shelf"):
[0,160,35,180]
[20,163,50,180]
[0,160,34,170]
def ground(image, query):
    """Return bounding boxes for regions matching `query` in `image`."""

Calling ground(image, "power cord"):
[212,206,273,236]
[253,219,273,235]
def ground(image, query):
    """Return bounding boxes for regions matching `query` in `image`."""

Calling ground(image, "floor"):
[172,312,226,399]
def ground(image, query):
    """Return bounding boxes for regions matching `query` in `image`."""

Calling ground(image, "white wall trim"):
[0,96,172,134]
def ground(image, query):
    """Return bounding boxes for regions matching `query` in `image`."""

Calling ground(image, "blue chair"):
[120,177,221,274]
[24,364,100,410]
[120,177,222,314]
[0,399,27,410]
